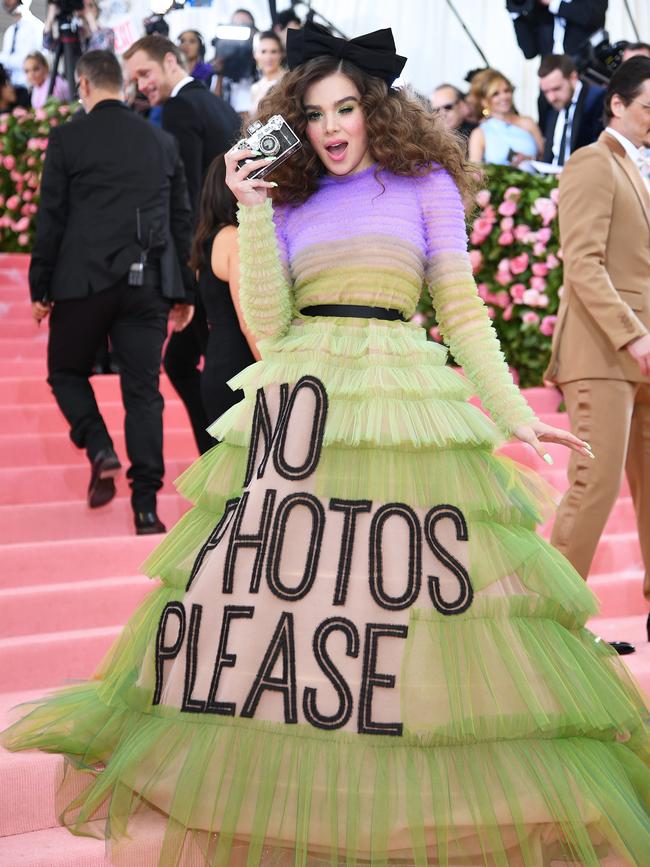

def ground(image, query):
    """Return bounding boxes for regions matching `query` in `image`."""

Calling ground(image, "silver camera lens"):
[259,134,280,156]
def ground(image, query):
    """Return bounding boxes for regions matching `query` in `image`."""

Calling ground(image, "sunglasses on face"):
[434,99,459,112]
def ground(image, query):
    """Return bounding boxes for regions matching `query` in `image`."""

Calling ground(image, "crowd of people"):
[0,2,649,864]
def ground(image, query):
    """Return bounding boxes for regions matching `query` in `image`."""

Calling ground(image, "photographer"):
[43,0,115,57]
[508,0,607,60]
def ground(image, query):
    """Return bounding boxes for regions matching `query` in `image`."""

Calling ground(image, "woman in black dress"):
[190,154,259,428]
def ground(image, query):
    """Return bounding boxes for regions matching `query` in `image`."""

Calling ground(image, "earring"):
[482,107,490,118]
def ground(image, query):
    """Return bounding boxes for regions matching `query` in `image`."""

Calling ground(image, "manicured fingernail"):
[269,181,278,187]
[543,454,554,465]
[587,451,596,460]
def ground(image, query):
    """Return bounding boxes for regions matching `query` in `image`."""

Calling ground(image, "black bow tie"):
[286,22,407,88]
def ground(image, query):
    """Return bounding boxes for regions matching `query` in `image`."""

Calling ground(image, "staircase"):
[0,253,647,865]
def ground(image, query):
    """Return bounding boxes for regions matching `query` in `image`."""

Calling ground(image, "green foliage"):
[0,102,76,252]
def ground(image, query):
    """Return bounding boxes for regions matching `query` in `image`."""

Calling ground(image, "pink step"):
[0,320,43,339]
[0,625,121,691]
[0,814,190,866]
[0,575,155,638]
[0,374,182,405]
[0,359,46,378]
[589,571,646,618]
[0,399,190,435]
[0,536,163,588]
[0,428,198,468]
[0,459,190,506]
[0,493,192,544]
[0,337,50,359]
[0,252,30,269]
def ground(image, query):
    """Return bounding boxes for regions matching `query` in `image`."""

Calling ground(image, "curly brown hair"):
[252,55,474,205]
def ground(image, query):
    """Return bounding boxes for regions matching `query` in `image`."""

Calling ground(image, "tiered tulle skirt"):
[3,317,649,866]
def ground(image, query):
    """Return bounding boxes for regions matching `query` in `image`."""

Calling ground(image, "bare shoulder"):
[517,115,539,133]
[212,224,238,254]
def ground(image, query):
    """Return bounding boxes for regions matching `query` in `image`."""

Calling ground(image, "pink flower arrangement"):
[468,249,483,274]
[510,252,529,275]
[498,231,514,246]
[532,197,557,227]
[475,189,491,208]
[522,311,540,326]
[498,199,517,217]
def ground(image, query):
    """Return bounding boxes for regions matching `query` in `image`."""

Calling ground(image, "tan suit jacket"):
[545,131,650,384]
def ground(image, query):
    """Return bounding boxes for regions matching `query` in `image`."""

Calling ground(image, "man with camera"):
[538,53,605,165]
[124,35,241,456]
[545,56,650,647]
[30,50,195,535]
[508,0,607,61]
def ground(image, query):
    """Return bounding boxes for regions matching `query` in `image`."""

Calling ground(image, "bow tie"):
[286,22,407,88]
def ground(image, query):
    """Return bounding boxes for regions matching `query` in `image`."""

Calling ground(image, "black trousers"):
[47,279,169,512]
[164,295,212,454]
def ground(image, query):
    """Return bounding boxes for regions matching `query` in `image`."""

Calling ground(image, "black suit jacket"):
[513,0,607,60]
[29,100,194,303]
[161,79,241,214]
[542,79,606,163]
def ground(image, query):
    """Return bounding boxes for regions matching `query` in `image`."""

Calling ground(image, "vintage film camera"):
[235,115,302,180]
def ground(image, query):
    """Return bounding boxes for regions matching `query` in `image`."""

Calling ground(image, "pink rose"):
[537,227,552,243]
[26,156,36,167]
[498,199,517,217]
[498,231,514,246]
[532,198,556,226]
[558,284,565,297]
[475,189,491,208]
[513,223,531,242]
[537,294,550,308]
[530,275,547,292]
[494,290,510,309]
[14,216,30,232]
[550,187,560,205]
[497,257,511,273]
[531,262,548,277]
[533,242,547,257]
[483,205,496,222]
[510,283,526,302]
[17,233,30,246]
[510,253,529,275]
[546,253,560,269]
[468,249,483,274]
[12,107,28,118]
[3,155,15,170]
[6,194,20,211]
[58,105,71,115]
[522,311,540,326]
[473,216,493,237]
[22,189,33,202]
[504,186,522,201]
[477,282,490,300]
[495,270,512,287]
[500,216,514,231]
[429,325,441,341]
[0,215,10,228]
[28,204,38,214]
[503,304,514,321]
[540,314,557,336]
[20,204,31,216]
[410,312,426,326]
[34,108,47,121]
[486,305,496,319]
[522,288,541,307]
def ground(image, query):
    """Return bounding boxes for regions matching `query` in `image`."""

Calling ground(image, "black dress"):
[198,236,256,427]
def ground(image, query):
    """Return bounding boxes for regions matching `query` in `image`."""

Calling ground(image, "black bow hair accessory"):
[286,22,407,88]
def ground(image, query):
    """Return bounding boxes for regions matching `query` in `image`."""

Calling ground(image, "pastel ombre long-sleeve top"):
[237,163,536,435]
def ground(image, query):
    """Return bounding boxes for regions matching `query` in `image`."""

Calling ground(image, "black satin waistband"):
[300,304,406,321]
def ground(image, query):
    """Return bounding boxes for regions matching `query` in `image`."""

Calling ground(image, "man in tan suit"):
[546,56,650,647]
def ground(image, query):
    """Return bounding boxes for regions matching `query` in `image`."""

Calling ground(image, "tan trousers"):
[551,379,650,600]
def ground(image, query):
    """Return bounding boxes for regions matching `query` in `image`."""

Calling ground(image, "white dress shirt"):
[605,127,650,190]
[0,9,44,87]
[548,0,573,54]
[170,76,194,98]
[552,78,582,166]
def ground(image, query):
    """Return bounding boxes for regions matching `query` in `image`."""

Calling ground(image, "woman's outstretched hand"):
[513,421,594,466]
[224,147,277,207]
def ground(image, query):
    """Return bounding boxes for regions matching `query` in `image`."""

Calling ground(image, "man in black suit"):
[538,53,605,165]
[509,0,607,61]
[30,51,195,535]
[125,35,242,455]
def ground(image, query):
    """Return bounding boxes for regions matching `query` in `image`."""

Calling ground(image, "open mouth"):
[325,141,348,161]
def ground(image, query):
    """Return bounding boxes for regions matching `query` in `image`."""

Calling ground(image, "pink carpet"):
[0,252,647,865]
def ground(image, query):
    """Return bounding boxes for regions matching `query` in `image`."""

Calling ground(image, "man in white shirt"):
[538,53,605,165]
[545,56,650,649]
[0,0,43,87]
